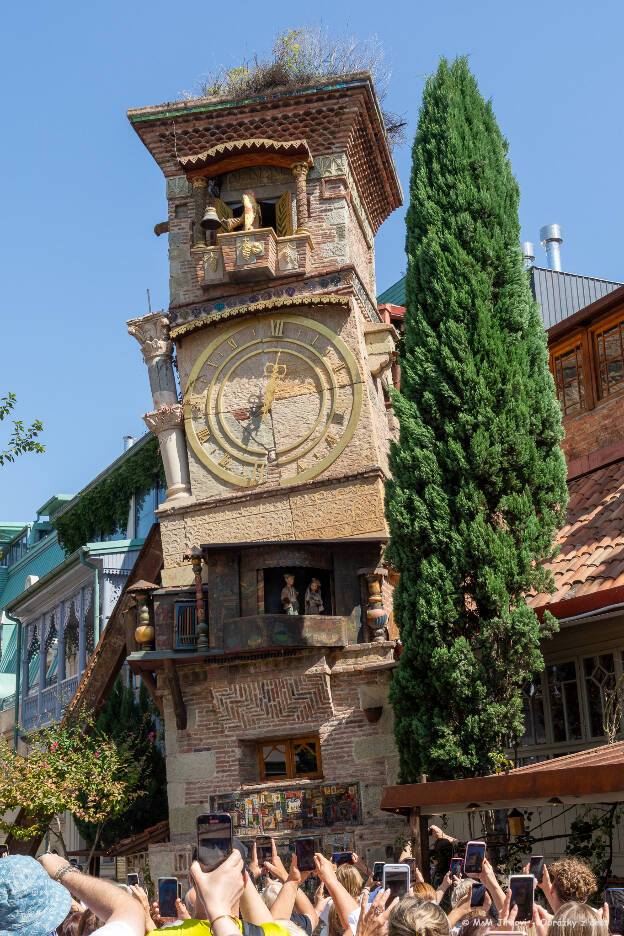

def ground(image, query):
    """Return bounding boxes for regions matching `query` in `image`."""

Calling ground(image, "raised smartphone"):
[471,883,487,907]
[529,855,544,884]
[158,877,178,919]
[256,836,273,864]
[382,863,410,900]
[196,812,233,872]
[126,873,139,886]
[295,837,316,872]
[450,857,464,877]
[605,888,624,935]
[332,851,354,866]
[372,861,384,883]
[509,874,534,922]
[464,841,486,877]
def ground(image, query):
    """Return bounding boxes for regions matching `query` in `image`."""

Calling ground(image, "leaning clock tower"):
[126,72,405,875]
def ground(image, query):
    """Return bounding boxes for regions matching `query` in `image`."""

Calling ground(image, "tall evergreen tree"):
[75,677,168,849]
[385,58,568,783]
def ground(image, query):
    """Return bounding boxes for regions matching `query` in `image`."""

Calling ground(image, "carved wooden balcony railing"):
[202,229,313,285]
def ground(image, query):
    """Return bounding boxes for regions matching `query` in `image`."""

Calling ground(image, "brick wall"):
[159,645,403,865]
[562,394,624,462]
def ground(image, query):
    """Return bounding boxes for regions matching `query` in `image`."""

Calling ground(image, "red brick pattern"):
[561,394,624,462]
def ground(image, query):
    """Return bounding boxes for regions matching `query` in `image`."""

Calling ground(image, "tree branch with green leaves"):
[0,392,44,466]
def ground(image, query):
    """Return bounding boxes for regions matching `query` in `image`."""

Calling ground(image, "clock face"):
[184,313,362,488]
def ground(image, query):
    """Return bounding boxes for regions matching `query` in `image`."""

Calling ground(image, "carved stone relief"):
[143,403,185,434]
[127,312,172,364]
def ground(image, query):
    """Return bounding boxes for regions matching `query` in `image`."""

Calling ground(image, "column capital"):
[291,162,310,179]
[142,402,184,434]
[127,311,172,364]
[191,176,208,189]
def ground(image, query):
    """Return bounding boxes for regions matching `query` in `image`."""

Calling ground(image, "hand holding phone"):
[471,883,487,908]
[295,837,316,872]
[509,874,534,922]
[450,857,463,878]
[332,851,354,866]
[529,856,545,885]
[464,841,486,877]
[126,872,139,886]
[196,813,233,872]
[256,836,273,864]
[382,864,410,900]
[372,861,384,883]
[158,877,179,919]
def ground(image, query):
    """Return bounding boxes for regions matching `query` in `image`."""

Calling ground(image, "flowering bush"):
[0,713,143,851]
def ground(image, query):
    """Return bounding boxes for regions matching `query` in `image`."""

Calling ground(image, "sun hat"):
[0,854,72,936]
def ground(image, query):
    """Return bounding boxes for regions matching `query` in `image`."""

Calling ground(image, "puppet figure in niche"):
[305,578,324,615]
[281,572,299,615]
[223,190,262,232]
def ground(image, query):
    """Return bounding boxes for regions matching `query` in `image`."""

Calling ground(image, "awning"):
[380,741,624,816]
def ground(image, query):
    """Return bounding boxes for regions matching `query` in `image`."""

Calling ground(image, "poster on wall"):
[210,782,361,833]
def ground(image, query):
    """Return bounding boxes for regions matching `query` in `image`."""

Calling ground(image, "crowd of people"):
[0,826,617,936]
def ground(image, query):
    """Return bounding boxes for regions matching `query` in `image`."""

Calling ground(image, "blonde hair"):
[389,896,450,936]
[262,881,283,909]
[275,922,309,936]
[549,860,597,904]
[551,902,608,936]
[327,866,364,936]
[411,882,437,901]
[450,879,473,908]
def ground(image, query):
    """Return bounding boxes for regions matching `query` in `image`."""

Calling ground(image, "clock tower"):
[126,73,406,873]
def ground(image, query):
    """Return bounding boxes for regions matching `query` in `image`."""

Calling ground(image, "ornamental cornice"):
[142,402,184,434]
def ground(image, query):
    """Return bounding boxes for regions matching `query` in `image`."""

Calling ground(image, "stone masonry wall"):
[159,645,403,867]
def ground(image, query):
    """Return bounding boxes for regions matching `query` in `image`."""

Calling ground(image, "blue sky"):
[1,0,622,520]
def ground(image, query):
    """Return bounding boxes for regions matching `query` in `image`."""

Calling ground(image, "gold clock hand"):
[261,353,286,416]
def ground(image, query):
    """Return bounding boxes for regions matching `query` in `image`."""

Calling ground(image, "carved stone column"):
[142,403,192,505]
[189,549,209,652]
[192,177,208,249]
[127,311,193,506]
[292,163,310,233]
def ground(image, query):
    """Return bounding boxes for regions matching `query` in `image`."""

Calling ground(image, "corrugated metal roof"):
[377,268,623,331]
[377,277,405,306]
[0,537,66,612]
[530,267,623,329]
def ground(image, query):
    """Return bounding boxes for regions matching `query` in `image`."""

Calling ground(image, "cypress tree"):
[385,58,568,783]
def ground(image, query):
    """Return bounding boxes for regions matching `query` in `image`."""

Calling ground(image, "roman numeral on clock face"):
[270,319,284,336]
[197,427,211,443]
[250,461,267,484]
[219,453,232,468]
[326,433,338,447]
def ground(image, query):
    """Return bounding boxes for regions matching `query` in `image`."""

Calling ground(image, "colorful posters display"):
[210,782,361,833]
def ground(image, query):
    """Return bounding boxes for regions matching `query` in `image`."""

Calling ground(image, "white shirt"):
[93,924,139,936]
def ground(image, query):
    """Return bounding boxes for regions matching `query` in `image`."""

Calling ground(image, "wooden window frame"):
[589,309,624,404]
[549,328,593,416]
[257,735,322,782]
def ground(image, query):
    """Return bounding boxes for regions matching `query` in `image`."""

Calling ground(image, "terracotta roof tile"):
[529,458,624,609]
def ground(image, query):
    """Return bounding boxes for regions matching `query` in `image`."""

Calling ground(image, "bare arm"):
[314,854,358,931]
[38,854,144,935]
[240,873,274,925]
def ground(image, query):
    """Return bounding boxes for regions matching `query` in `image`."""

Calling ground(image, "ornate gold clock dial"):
[184,313,362,488]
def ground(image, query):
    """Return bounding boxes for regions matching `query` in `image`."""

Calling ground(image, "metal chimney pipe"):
[521,241,535,269]
[539,224,563,271]
[123,435,136,452]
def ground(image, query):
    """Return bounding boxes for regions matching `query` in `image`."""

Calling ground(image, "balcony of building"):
[201,229,313,285]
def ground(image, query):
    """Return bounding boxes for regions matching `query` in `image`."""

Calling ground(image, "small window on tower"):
[258,736,322,781]
[594,318,624,399]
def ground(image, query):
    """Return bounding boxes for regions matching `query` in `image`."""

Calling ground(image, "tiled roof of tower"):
[127,73,402,234]
[529,455,624,612]
[376,268,623,331]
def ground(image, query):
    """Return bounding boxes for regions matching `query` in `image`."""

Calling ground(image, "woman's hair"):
[551,901,608,936]
[327,864,364,936]
[56,909,100,936]
[549,860,597,904]
[412,882,437,901]
[262,881,283,909]
[450,878,473,908]
[389,896,450,936]
[454,914,496,936]
[336,864,363,896]
[275,922,310,936]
